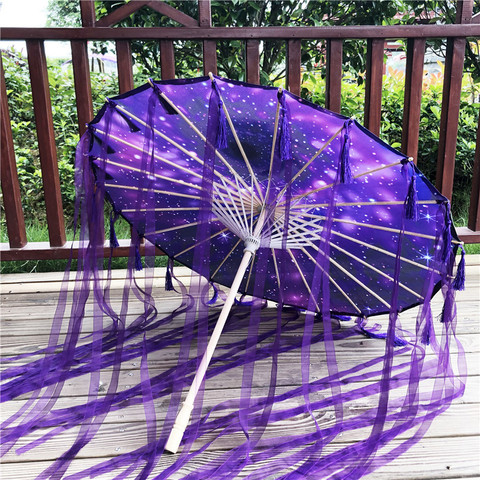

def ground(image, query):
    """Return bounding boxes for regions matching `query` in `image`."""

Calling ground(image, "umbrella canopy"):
[89,74,460,317]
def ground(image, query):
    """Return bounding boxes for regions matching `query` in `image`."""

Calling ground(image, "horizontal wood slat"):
[26,40,66,248]
[0,57,27,249]
[3,24,480,41]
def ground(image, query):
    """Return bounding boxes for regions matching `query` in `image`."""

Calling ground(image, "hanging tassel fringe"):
[109,212,119,248]
[215,101,228,150]
[442,210,452,262]
[405,171,419,221]
[421,313,433,345]
[339,119,353,183]
[453,245,466,291]
[165,258,174,291]
[279,92,292,162]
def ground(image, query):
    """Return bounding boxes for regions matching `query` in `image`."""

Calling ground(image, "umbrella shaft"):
[165,248,255,453]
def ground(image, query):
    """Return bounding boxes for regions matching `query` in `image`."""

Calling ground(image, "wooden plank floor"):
[1,256,479,479]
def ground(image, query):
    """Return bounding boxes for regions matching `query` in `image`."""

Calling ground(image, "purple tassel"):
[453,245,466,291]
[442,211,452,262]
[421,314,433,345]
[135,244,143,271]
[109,212,119,249]
[165,258,174,291]
[215,101,228,150]
[279,99,292,162]
[405,172,418,221]
[340,119,353,183]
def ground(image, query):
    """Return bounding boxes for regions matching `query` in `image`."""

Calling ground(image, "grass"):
[0,217,169,274]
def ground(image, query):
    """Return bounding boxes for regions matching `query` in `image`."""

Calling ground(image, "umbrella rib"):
[174,226,231,258]
[286,249,320,313]
[145,217,220,236]
[274,124,345,203]
[114,95,261,204]
[305,241,391,310]
[284,160,405,205]
[291,200,439,209]
[331,229,447,276]
[264,88,283,205]
[211,237,243,280]
[299,246,362,314]
[283,214,422,300]
[104,183,201,200]
[217,177,249,234]
[208,73,264,203]
[121,207,200,213]
[213,185,248,238]
[271,248,282,298]
[234,175,251,236]
[93,123,253,205]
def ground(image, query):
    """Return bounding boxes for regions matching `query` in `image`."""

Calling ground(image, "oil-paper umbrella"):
[86,74,464,454]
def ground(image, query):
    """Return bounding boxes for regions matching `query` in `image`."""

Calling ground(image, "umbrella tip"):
[208,72,214,81]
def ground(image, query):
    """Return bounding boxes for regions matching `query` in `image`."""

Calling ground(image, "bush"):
[2,48,119,227]
[302,67,479,222]
[2,48,478,232]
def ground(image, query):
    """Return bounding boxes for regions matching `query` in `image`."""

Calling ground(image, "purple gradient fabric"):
[0,75,466,479]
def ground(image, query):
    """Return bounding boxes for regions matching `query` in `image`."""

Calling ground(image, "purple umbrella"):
[86,74,464,454]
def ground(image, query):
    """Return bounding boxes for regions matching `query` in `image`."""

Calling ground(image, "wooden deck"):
[1,256,479,479]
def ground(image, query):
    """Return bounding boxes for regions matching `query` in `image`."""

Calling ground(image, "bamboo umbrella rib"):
[287,249,320,313]
[271,248,282,299]
[234,175,251,235]
[274,124,345,203]
[208,73,264,203]
[283,214,422,300]
[305,241,391,309]
[117,92,260,204]
[212,191,248,238]
[285,160,404,205]
[331,229,446,275]
[211,238,243,279]
[174,226,231,258]
[121,207,200,213]
[105,183,201,200]
[264,88,283,205]
[145,217,220,236]
[291,200,439,209]
[218,177,249,233]
[92,138,251,206]
[299,246,362,314]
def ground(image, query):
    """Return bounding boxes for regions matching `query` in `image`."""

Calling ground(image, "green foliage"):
[303,68,479,221]
[2,48,118,227]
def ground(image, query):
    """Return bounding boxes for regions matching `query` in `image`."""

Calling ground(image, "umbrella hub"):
[243,234,261,254]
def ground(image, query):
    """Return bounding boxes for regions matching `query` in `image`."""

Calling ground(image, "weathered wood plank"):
[115,40,135,93]
[286,39,301,95]
[245,39,260,85]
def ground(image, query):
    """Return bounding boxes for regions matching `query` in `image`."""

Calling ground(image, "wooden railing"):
[1,0,480,261]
